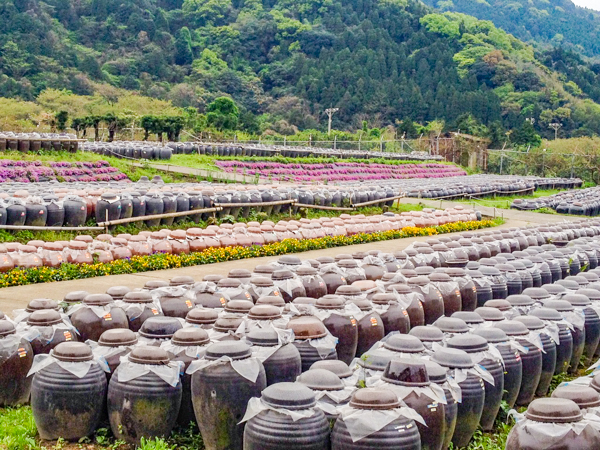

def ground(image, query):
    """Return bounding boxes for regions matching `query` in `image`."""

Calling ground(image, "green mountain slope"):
[1,0,600,140]
[420,0,600,57]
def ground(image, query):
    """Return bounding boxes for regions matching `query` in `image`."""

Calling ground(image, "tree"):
[55,111,69,132]
[511,121,541,147]
[163,116,185,141]
[174,27,193,65]
[206,97,239,130]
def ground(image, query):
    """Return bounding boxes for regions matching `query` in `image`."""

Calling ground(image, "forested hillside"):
[420,0,600,57]
[1,0,600,141]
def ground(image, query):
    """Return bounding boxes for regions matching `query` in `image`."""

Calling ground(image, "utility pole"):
[549,122,562,140]
[325,108,339,135]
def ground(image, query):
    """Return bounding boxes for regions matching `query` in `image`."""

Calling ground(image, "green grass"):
[0,406,38,450]
[453,189,565,210]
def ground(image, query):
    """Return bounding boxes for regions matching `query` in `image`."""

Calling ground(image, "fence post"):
[571,154,575,178]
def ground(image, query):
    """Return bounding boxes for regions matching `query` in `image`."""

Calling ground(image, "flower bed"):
[0,219,497,288]
[215,160,466,182]
[0,159,129,182]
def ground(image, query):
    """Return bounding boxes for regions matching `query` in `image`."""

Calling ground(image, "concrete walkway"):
[0,211,565,315]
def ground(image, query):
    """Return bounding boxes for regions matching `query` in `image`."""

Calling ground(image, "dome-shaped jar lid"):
[205,340,252,360]
[248,305,282,320]
[542,284,567,295]
[255,295,286,307]
[564,293,591,306]
[566,275,589,286]
[186,308,218,324]
[475,307,506,322]
[63,290,89,303]
[203,274,224,283]
[576,288,600,301]
[106,286,130,298]
[224,300,254,314]
[122,291,153,303]
[254,265,275,275]
[530,308,563,321]
[272,269,294,281]
[335,253,353,262]
[213,316,243,332]
[296,266,317,276]
[446,268,467,277]
[409,325,444,342]
[434,317,469,334]
[129,346,171,365]
[522,288,550,300]
[544,300,574,312]
[0,320,16,337]
[473,327,508,343]
[170,276,195,286]
[423,361,447,383]
[250,277,274,287]
[139,316,183,339]
[552,385,600,409]
[349,388,400,410]
[144,280,169,290]
[371,293,397,305]
[27,309,62,326]
[384,334,425,353]
[292,297,317,306]
[447,334,488,353]
[432,347,474,369]
[310,360,353,378]
[261,382,316,410]
[514,316,545,331]
[336,285,361,296]
[557,280,581,291]
[25,298,59,312]
[479,266,502,277]
[451,311,484,325]
[297,368,344,391]
[407,276,429,287]
[415,266,434,276]
[287,316,327,339]
[400,269,417,278]
[388,284,412,294]
[246,328,280,346]
[429,272,451,282]
[484,299,512,311]
[506,295,534,307]
[83,293,113,306]
[358,348,394,371]
[495,320,530,336]
[337,259,359,269]
[316,256,335,264]
[315,295,345,310]
[228,269,252,279]
[172,328,210,346]
[382,359,430,387]
[524,398,582,423]
[51,342,93,362]
[278,255,302,266]
[217,278,242,288]
[98,328,138,347]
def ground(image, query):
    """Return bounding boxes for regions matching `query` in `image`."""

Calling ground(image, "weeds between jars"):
[0,219,501,288]
[0,369,580,450]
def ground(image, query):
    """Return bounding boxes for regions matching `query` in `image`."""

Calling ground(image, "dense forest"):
[1,0,600,143]
[420,0,600,57]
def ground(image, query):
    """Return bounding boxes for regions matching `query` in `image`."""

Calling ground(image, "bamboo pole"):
[352,194,406,208]
[97,207,223,227]
[295,203,355,211]
[0,225,104,231]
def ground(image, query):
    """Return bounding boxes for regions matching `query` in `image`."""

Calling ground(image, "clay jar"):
[96,328,138,376]
[248,277,281,301]
[371,292,411,335]
[191,341,267,450]
[320,264,348,295]
[447,334,504,431]
[331,388,422,450]
[314,295,358,365]
[0,321,34,406]
[409,325,444,351]
[505,398,600,450]
[138,316,183,346]
[381,359,445,450]
[348,298,385,357]
[246,327,302,386]
[514,316,557,397]
[423,360,457,450]
[243,382,330,450]
[429,272,462,316]
[496,320,543,406]
[119,291,163,332]
[26,310,78,354]
[186,308,219,329]
[473,328,522,409]
[157,288,195,318]
[296,266,328,299]
[407,276,445,324]
[432,347,485,449]
[272,269,306,303]
[388,284,425,329]
[192,282,226,308]
[287,316,337,372]
[70,294,128,342]
[545,299,585,375]
[31,342,107,441]
[108,346,182,444]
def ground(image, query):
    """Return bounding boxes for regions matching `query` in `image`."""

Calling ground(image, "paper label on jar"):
[370,317,378,327]
[185,300,193,308]
[151,308,159,315]
[350,318,357,327]
[104,313,112,321]
[18,347,27,358]
[219,297,226,305]
[64,331,73,341]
